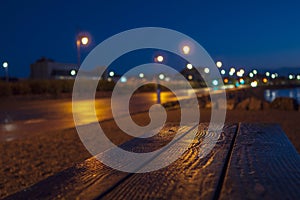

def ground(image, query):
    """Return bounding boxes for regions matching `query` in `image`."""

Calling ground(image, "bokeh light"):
[186,63,193,70]
[216,61,222,68]
[182,45,190,54]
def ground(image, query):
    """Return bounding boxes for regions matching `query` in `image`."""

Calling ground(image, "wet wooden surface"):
[5,123,300,200]
[220,123,300,200]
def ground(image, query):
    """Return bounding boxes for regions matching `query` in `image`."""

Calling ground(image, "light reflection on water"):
[264,87,300,103]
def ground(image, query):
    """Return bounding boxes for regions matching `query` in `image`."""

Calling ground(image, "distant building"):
[30,57,108,79]
[30,57,78,79]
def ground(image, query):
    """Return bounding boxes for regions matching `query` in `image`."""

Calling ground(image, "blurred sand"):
[1,108,299,198]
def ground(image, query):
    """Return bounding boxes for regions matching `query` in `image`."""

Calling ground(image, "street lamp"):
[186,63,193,70]
[154,55,165,104]
[2,61,8,82]
[139,73,144,78]
[70,69,76,76]
[216,61,222,68]
[182,45,190,55]
[76,34,90,67]
[109,71,115,77]
[204,67,210,74]
[156,55,164,62]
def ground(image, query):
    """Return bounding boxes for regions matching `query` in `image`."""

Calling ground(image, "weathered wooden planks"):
[219,123,300,200]
[6,123,299,200]
[5,124,198,199]
[100,124,238,200]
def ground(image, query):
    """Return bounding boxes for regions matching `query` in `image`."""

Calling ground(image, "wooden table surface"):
[6,123,300,200]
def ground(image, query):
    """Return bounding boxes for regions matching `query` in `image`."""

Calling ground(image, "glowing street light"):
[159,73,165,80]
[76,33,90,66]
[251,80,258,87]
[262,78,268,83]
[2,62,8,68]
[237,71,243,77]
[240,69,245,75]
[239,78,245,84]
[212,79,218,86]
[120,76,127,83]
[204,67,210,74]
[230,67,236,73]
[2,61,8,82]
[70,69,76,76]
[81,36,89,45]
[139,73,144,78]
[156,55,164,62]
[186,63,193,70]
[236,69,245,77]
[109,71,115,77]
[154,55,165,104]
[271,74,276,79]
[182,45,190,55]
[216,61,222,68]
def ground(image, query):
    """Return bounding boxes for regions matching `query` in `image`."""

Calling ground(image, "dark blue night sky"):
[1,0,300,77]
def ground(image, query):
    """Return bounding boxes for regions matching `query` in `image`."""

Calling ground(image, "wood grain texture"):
[219,123,300,200]
[5,124,195,200]
[100,123,238,200]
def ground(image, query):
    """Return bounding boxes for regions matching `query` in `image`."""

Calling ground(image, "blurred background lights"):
[109,71,115,77]
[81,36,89,45]
[120,76,127,83]
[70,69,76,76]
[265,72,270,76]
[139,73,144,78]
[271,74,276,79]
[216,61,222,68]
[253,69,258,75]
[159,73,165,80]
[262,78,268,83]
[212,79,218,86]
[251,81,258,87]
[221,69,225,75]
[239,78,245,84]
[249,72,254,78]
[2,62,8,68]
[204,67,210,74]
[182,45,190,54]
[186,63,193,69]
[230,67,236,73]
[188,75,193,80]
[289,74,294,80]
[156,55,164,62]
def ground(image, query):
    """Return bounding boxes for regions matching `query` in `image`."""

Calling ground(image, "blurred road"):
[0,90,205,141]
